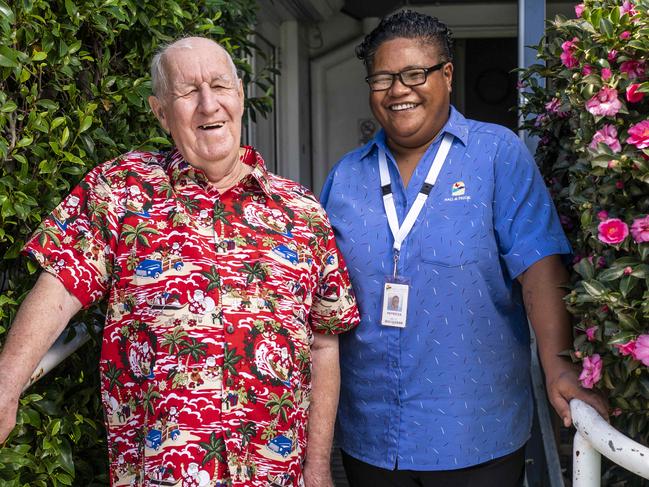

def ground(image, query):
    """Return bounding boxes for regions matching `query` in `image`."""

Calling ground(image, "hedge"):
[0,0,272,484]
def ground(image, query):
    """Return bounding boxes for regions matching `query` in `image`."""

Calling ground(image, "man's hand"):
[545,360,609,427]
[303,459,334,487]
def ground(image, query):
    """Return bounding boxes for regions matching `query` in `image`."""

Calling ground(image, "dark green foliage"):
[0,0,272,484]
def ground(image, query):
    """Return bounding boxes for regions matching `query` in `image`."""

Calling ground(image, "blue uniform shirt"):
[321,107,571,470]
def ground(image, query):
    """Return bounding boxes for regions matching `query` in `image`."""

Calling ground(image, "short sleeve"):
[493,132,571,279]
[309,210,360,335]
[22,165,117,308]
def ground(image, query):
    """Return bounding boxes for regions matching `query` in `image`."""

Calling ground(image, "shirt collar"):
[359,105,469,160]
[163,146,275,198]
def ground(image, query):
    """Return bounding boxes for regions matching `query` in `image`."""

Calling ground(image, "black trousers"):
[341,447,526,487]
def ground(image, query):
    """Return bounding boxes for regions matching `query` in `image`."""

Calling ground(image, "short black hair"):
[356,10,454,72]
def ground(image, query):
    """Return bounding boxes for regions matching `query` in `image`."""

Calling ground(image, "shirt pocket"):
[419,203,485,267]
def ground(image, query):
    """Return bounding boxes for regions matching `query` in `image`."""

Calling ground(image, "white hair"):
[150,37,239,96]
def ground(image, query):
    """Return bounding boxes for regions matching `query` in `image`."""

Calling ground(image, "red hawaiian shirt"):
[23,146,360,487]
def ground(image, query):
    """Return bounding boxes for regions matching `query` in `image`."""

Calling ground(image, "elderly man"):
[321,11,607,487]
[0,37,359,487]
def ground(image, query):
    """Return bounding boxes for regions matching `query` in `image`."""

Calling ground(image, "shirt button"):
[226,324,235,334]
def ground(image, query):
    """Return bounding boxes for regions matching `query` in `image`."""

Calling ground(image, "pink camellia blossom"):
[601,67,612,80]
[631,335,649,366]
[589,124,622,152]
[585,86,622,117]
[597,218,629,244]
[627,120,649,149]
[616,340,636,356]
[597,210,609,221]
[620,0,638,16]
[544,98,569,117]
[582,65,593,75]
[623,266,633,275]
[620,60,646,79]
[579,354,602,389]
[608,50,618,62]
[626,83,644,103]
[560,37,579,68]
[575,3,585,17]
[630,215,649,243]
[620,31,631,40]
[586,326,598,341]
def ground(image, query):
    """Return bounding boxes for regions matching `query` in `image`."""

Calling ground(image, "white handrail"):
[23,323,95,391]
[571,399,649,486]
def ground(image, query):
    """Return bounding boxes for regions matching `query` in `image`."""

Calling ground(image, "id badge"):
[381,277,410,328]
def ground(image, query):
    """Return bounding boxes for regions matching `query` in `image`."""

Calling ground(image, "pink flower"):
[579,354,602,389]
[589,124,622,152]
[560,37,579,68]
[582,65,593,75]
[608,50,618,62]
[616,340,636,356]
[630,215,649,243]
[631,335,649,366]
[575,3,585,17]
[616,180,624,189]
[626,83,644,103]
[598,218,629,244]
[623,266,633,275]
[620,60,646,79]
[627,120,649,149]
[620,31,631,40]
[608,160,618,169]
[597,210,609,221]
[585,86,622,117]
[586,326,598,341]
[601,68,612,80]
[620,0,637,16]
[545,98,569,117]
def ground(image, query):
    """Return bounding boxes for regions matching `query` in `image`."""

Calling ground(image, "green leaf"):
[0,47,18,68]
[1,101,17,113]
[596,17,612,38]
[619,275,637,297]
[78,115,92,133]
[598,266,625,281]
[582,280,607,298]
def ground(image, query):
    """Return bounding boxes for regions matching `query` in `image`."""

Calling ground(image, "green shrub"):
[519,0,648,462]
[0,0,272,484]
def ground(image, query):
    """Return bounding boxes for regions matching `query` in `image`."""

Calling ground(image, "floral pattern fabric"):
[24,146,359,486]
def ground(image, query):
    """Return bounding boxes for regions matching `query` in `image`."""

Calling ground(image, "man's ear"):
[148,95,169,132]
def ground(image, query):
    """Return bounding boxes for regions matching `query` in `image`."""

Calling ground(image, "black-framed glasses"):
[365,62,447,92]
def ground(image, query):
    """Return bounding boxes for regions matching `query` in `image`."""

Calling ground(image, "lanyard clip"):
[392,249,400,279]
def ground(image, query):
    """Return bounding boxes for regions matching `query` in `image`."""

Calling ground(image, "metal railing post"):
[571,399,649,485]
[573,431,601,487]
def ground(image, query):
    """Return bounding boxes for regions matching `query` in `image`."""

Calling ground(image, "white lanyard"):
[379,133,453,276]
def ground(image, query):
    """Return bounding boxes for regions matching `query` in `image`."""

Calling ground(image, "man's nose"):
[197,84,221,112]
